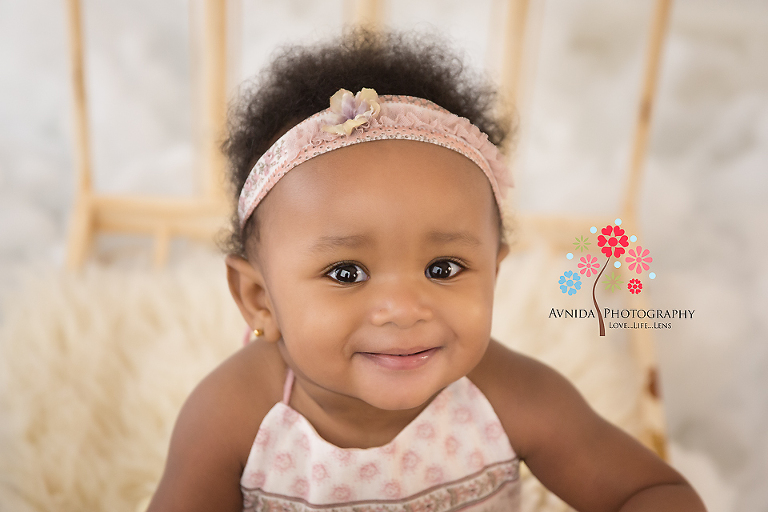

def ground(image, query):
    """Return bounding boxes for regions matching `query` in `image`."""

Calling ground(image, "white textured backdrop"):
[0,1,766,511]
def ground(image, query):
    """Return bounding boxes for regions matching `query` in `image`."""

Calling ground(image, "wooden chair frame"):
[65,0,672,458]
[65,0,230,269]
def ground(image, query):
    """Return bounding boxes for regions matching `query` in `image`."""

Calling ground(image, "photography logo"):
[554,218,681,336]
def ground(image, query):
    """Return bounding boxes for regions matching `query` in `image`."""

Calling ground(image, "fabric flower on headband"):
[322,88,381,135]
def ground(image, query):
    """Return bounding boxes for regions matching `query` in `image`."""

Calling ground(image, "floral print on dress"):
[240,377,520,511]
[311,464,329,482]
[359,463,380,481]
[416,422,436,440]
[445,436,460,456]
[401,450,421,473]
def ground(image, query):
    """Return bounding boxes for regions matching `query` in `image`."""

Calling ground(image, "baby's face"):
[254,139,507,411]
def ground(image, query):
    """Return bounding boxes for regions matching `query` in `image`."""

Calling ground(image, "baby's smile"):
[358,346,442,371]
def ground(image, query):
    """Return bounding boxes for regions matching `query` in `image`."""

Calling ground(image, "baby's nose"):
[368,277,434,328]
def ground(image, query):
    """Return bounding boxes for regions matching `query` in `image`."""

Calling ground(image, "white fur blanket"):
[0,250,645,512]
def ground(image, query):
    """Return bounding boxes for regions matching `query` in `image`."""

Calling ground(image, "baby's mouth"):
[368,347,432,356]
[360,347,440,370]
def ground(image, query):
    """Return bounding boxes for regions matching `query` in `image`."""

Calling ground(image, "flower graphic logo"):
[558,218,656,336]
[577,254,600,277]
[559,271,582,296]
[626,246,652,274]
[597,225,629,258]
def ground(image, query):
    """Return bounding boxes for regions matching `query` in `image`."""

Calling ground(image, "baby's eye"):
[327,263,369,284]
[425,259,464,280]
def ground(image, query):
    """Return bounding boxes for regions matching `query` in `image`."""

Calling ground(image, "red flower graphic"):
[628,278,643,294]
[626,246,652,274]
[577,254,600,277]
[597,225,629,258]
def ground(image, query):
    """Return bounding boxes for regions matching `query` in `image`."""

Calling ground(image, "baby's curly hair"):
[221,28,513,257]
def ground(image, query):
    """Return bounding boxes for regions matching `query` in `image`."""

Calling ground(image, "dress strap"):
[282,369,295,404]
[242,326,253,346]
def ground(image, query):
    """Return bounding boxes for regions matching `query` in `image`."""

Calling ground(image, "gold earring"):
[253,328,264,338]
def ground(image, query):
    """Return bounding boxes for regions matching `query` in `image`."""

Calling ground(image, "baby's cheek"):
[464,277,495,311]
[281,299,354,351]
[440,291,491,338]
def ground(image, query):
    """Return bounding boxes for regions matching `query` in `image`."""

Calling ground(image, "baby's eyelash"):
[431,257,468,267]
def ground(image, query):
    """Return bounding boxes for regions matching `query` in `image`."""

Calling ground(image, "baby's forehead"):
[273,139,494,201]
[256,140,499,236]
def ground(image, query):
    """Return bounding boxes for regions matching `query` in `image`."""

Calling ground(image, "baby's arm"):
[147,342,282,512]
[470,340,706,512]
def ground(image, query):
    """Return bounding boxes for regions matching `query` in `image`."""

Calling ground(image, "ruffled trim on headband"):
[280,96,512,193]
[238,95,512,228]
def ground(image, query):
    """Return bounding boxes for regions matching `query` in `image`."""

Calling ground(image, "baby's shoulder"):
[468,338,564,403]
[171,340,286,467]
[147,341,285,510]
[467,339,591,461]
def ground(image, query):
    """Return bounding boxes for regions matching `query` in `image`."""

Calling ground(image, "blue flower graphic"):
[559,270,582,295]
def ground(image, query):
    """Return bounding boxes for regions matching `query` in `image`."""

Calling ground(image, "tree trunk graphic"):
[592,255,611,336]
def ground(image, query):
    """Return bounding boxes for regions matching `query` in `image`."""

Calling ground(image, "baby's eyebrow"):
[426,230,481,247]
[308,234,373,253]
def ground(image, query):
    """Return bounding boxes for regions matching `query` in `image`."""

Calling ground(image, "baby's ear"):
[225,255,281,343]
[495,243,510,277]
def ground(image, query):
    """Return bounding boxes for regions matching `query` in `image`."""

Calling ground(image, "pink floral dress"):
[240,371,521,511]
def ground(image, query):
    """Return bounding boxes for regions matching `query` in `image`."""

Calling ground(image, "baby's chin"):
[352,375,451,412]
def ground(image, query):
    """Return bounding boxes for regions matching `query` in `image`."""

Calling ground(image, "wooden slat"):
[66,0,92,195]
[65,191,94,269]
[621,0,673,227]
[90,196,229,241]
[350,0,384,29]
[65,0,95,270]
[627,293,669,460]
[499,0,530,116]
[201,0,228,204]
[153,225,171,268]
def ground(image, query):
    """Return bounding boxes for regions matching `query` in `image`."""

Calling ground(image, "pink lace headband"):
[237,88,512,229]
